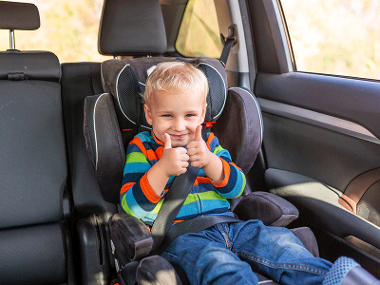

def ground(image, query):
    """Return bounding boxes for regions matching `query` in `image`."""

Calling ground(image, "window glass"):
[0,0,111,63]
[281,0,380,80]
[176,0,222,58]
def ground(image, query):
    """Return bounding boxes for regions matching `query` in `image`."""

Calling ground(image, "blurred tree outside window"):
[0,0,111,63]
[281,0,380,80]
[176,0,222,58]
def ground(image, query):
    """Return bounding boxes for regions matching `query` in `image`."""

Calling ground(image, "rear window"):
[281,0,380,80]
[175,0,222,58]
[0,0,111,63]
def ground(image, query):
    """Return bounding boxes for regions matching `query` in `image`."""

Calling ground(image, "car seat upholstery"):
[0,2,75,284]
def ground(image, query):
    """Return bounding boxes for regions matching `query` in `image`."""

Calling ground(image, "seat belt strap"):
[150,129,209,255]
[219,24,237,66]
[150,164,199,255]
[156,215,242,255]
[220,37,235,66]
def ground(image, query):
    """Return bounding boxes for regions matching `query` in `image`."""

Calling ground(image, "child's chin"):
[172,142,187,148]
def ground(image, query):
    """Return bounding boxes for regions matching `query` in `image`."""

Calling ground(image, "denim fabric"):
[161,220,333,285]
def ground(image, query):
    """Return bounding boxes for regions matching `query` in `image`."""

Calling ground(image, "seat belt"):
[150,128,210,254]
[219,24,237,66]
[156,214,241,255]
[150,164,199,254]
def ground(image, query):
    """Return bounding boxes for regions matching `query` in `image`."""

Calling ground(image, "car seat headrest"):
[0,1,40,30]
[98,0,167,56]
[101,57,227,132]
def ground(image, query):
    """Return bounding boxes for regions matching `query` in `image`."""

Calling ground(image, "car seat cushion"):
[234,191,299,227]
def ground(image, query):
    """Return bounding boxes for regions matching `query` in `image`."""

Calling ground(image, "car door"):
[243,0,380,277]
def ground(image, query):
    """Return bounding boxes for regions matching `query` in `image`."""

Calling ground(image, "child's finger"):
[195,125,202,141]
[164,133,172,149]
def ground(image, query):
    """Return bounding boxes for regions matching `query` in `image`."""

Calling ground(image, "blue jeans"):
[161,220,332,285]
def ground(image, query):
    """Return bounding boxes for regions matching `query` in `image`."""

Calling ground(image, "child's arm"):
[187,125,246,199]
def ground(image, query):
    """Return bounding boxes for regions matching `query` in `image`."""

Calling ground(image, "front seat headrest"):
[98,0,167,56]
[0,1,40,30]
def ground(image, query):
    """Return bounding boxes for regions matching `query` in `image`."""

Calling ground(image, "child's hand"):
[187,125,211,168]
[160,133,189,177]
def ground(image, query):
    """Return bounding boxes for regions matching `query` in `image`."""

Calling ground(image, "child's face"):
[144,90,206,147]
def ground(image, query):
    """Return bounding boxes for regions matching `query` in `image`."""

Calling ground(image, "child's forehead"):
[151,90,206,110]
[153,89,206,100]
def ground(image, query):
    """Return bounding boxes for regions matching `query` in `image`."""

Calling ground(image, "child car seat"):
[83,55,319,284]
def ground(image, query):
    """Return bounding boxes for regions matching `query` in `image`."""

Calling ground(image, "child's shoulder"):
[205,132,220,147]
[132,131,153,143]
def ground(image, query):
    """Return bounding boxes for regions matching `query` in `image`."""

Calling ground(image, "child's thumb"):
[164,133,172,149]
[195,125,203,141]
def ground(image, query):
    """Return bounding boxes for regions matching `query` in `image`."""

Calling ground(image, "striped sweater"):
[120,131,246,225]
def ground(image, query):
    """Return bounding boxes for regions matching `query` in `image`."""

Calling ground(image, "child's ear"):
[201,102,207,121]
[144,104,153,126]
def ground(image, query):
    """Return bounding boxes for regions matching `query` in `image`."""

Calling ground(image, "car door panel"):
[255,71,380,251]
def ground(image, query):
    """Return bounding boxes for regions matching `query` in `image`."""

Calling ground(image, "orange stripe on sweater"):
[211,158,230,187]
[140,173,162,203]
[206,132,215,150]
[120,182,135,195]
[132,137,148,157]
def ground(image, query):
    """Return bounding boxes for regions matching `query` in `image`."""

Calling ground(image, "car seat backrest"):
[0,51,64,228]
[0,2,72,284]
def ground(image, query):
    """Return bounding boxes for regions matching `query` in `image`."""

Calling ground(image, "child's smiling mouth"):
[169,133,188,140]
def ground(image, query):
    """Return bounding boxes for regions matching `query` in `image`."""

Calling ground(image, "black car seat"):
[84,54,319,285]
[0,2,75,284]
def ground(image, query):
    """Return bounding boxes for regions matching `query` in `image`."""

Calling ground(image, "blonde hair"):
[144,61,209,106]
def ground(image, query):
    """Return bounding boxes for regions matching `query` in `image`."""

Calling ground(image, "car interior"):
[1,0,380,284]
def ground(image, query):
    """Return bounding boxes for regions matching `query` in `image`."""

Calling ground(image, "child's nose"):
[173,118,186,131]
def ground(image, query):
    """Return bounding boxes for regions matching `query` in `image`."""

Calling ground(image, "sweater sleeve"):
[206,133,246,199]
[120,136,163,219]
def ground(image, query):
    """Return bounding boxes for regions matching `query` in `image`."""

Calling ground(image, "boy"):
[120,61,374,285]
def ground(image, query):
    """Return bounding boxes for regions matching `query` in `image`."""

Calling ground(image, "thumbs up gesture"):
[160,133,189,177]
[187,125,211,168]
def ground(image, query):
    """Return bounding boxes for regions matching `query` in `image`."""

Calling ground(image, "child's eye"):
[162,114,171,118]
[185,114,195,117]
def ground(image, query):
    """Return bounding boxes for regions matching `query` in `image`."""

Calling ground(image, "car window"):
[280,0,380,80]
[175,0,222,58]
[0,0,111,63]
